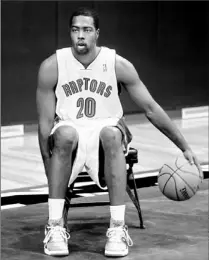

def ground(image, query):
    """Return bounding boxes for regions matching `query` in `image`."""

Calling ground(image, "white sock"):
[110,205,126,227]
[48,198,65,220]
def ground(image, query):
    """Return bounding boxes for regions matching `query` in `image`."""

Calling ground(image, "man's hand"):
[183,149,203,182]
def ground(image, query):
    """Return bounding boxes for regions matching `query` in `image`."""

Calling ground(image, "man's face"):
[70,15,99,55]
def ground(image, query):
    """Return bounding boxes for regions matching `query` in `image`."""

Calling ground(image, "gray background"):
[2,1,208,125]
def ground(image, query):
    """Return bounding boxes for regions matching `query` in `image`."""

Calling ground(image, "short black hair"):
[69,7,99,30]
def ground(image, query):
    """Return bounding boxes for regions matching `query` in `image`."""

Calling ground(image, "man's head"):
[69,7,100,55]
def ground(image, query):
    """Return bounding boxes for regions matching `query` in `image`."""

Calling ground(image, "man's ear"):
[96,29,100,40]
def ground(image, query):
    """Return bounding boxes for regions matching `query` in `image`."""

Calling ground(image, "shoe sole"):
[44,248,69,256]
[105,248,128,257]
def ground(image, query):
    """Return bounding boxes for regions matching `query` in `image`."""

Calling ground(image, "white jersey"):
[55,47,123,124]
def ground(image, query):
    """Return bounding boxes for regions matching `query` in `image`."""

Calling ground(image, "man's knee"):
[100,127,122,151]
[53,125,78,150]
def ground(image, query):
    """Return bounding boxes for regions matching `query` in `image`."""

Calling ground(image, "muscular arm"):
[36,54,58,177]
[115,55,190,152]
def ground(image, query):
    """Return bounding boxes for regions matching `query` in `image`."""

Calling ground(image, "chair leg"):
[126,167,145,229]
[63,182,75,228]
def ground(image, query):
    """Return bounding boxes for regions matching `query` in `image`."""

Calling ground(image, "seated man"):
[36,7,202,257]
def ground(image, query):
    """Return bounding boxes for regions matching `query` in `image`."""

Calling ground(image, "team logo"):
[103,64,107,72]
[180,187,190,200]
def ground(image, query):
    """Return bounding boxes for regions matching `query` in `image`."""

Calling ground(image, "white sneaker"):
[105,225,133,257]
[43,219,70,256]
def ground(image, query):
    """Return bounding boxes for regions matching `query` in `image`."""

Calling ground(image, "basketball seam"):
[173,174,180,201]
[174,158,196,195]
[162,163,182,177]
[159,164,179,194]
[158,171,174,195]
[160,169,180,201]
[167,159,197,195]
[160,165,176,195]
[159,161,196,200]
[176,157,202,182]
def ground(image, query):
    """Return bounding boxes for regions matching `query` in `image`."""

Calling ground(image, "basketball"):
[158,156,201,201]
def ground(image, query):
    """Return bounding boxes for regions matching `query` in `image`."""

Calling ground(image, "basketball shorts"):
[49,117,132,190]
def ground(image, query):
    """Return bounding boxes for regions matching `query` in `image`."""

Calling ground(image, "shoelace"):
[106,226,133,247]
[43,225,70,245]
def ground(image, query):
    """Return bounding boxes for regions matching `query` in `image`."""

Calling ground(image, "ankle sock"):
[48,198,65,220]
[110,205,126,227]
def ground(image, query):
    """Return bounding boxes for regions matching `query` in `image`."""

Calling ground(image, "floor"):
[1,113,208,259]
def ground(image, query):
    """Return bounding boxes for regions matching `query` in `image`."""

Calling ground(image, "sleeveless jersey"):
[55,47,123,124]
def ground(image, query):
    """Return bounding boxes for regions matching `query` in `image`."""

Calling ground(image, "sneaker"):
[43,218,70,256]
[104,225,133,257]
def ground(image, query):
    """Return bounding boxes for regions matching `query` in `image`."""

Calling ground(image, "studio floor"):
[1,180,208,260]
[1,112,208,259]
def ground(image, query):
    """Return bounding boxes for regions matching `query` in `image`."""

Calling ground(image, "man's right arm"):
[36,54,58,177]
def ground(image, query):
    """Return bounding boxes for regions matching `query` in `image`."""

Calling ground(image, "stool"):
[64,147,145,229]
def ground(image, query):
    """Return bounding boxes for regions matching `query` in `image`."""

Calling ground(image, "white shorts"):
[49,117,132,189]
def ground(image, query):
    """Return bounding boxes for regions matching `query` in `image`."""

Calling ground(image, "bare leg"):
[100,127,127,205]
[48,125,78,199]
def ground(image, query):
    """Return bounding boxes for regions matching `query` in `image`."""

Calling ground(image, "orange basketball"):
[158,156,201,201]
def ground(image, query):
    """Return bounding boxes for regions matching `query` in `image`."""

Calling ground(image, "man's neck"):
[72,46,101,68]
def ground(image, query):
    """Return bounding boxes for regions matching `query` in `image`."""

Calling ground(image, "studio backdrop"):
[2,1,208,125]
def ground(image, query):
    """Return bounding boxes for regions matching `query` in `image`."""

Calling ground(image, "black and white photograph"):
[1,1,209,259]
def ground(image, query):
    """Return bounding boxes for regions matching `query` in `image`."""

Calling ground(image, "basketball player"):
[36,7,203,257]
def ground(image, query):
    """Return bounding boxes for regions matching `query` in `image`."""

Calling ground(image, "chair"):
[64,147,145,229]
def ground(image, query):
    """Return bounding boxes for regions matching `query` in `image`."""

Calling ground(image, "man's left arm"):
[115,54,203,178]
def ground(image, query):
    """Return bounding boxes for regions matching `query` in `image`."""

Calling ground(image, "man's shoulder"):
[115,54,137,83]
[40,53,58,74]
[42,47,71,67]
[115,54,133,71]
[38,54,58,88]
[56,47,71,54]
[101,46,116,54]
